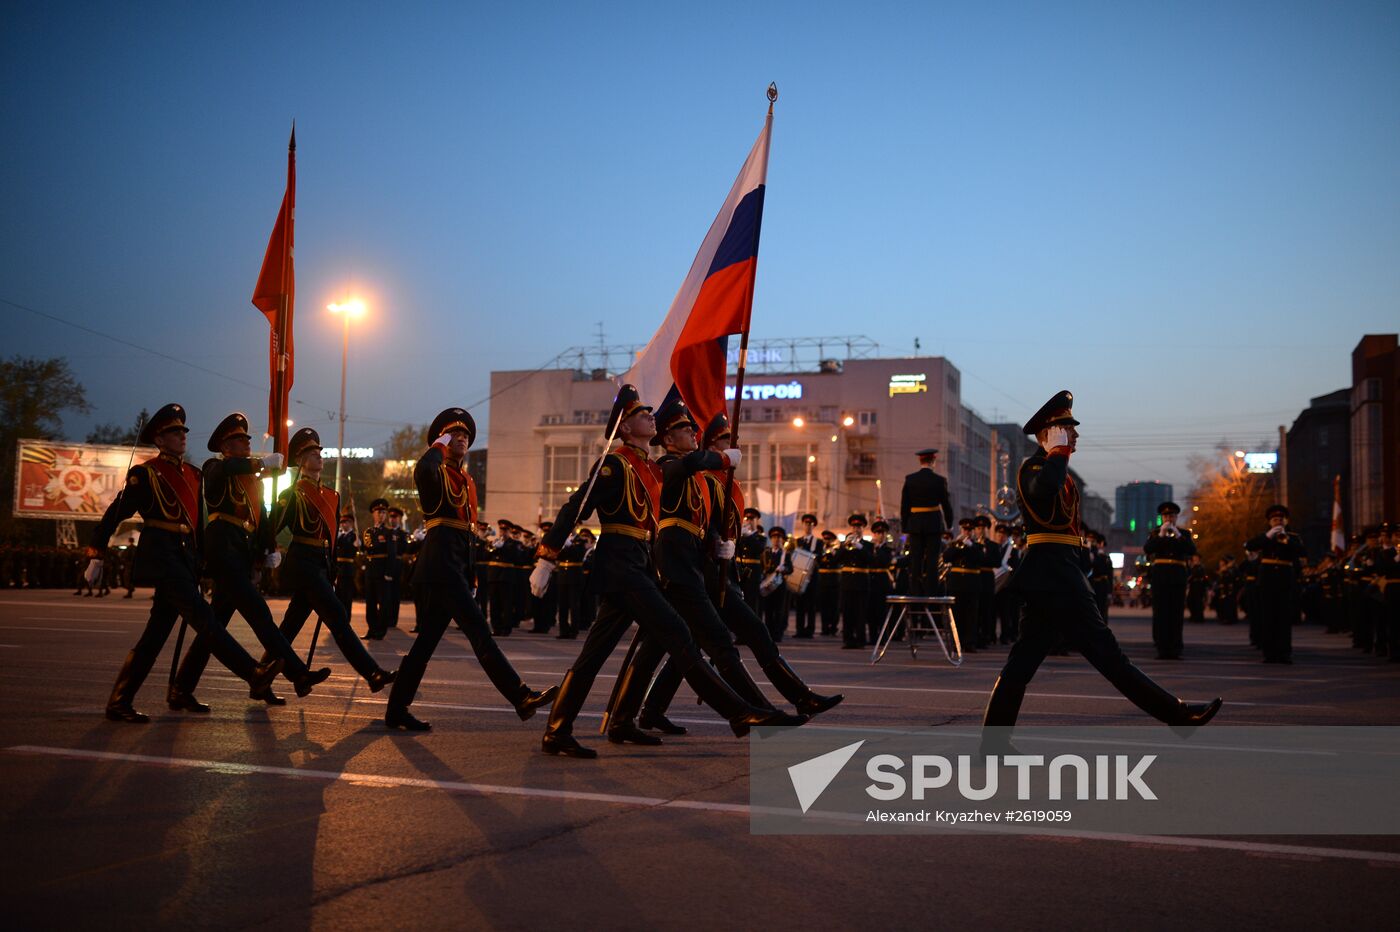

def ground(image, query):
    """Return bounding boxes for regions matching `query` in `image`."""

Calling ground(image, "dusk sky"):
[3,1,1397,502]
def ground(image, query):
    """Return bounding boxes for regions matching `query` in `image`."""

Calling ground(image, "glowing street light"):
[792,416,805,428]
[842,415,855,427]
[328,298,368,495]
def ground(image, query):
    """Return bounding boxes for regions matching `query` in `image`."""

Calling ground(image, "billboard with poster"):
[12,439,153,520]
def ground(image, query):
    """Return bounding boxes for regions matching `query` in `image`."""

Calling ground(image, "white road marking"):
[7,744,1400,865]
[0,626,126,634]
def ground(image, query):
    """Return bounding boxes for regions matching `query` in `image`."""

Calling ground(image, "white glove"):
[714,539,736,560]
[84,559,103,587]
[529,560,555,598]
[1161,525,1178,538]
[1043,426,1070,451]
[434,433,455,448]
[1267,524,1286,539]
[259,453,284,470]
[265,551,283,569]
[413,527,426,541]
[723,448,742,469]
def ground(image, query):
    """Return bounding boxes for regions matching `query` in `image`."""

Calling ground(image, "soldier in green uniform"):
[980,391,1221,750]
[334,511,359,622]
[382,506,408,631]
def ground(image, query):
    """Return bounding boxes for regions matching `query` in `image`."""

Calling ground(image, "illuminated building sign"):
[724,382,803,401]
[889,373,927,397]
[322,447,375,459]
[1242,452,1277,474]
[727,346,784,365]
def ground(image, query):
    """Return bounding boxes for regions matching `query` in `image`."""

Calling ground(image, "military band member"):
[1245,504,1307,664]
[553,529,588,639]
[761,526,792,641]
[361,499,393,639]
[816,529,841,635]
[994,523,1023,644]
[867,519,896,646]
[1086,530,1114,624]
[1213,555,1239,624]
[383,409,556,731]
[901,448,953,596]
[530,386,805,758]
[839,513,871,649]
[944,518,984,652]
[487,520,518,635]
[383,506,408,631]
[529,522,558,634]
[169,412,333,711]
[625,411,841,736]
[974,514,999,648]
[257,429,397,703]
[737,507,764,609]
[1144,501,1196,659]
[791,513,823,638]
[1186,554,1208,624]
[980,391,1221,751]
[87,404,284,722]
[334,511,359,621]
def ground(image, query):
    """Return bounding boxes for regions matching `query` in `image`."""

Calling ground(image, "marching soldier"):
[619,409,841,738]
[529,386,805,758]
[1245,504,1307,664]
[900,448,953,596]
[791,513,823,638]
[256,429,397,702]
[86,404,284,722]
[384,408,557,731]
[169,412,334,711]
[737,508,764,609]
[361,499,393,639]
[1143,501,1196,659]
[839,513,871,649]
[334,511,359,621]
[761,526,792,641]
[867,519,896,646]
[816,529,841,636]
[980,391,1221,751]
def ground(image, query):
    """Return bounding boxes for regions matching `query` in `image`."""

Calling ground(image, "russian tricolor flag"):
[623,110,772,425]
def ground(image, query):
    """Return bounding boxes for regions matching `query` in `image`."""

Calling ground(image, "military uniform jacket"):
[815,545,842,587]
[1144,528,1197,584]
[414,441,479,586]
[539,443,709,594]
[900,467,952,535]
[838,536,871,592]
[761,543,792,580]
[869,542,895,593]
[335,529,359,577]
[791,533,824,559]
[1007,448,1089,594]
[364,522,398,576]
[555,538,588,586]
[653,449,727,592]
[1088,548,1114,591]
[91,453,203,587]
[1244,530,1307,586]
[943,538,985,593]
[201,456,274,577]
[273,478,341,587]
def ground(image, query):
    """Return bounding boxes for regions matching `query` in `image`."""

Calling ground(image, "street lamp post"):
[327,299,366,497]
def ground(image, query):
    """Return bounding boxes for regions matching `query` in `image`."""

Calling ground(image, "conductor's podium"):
[871,595,962,666]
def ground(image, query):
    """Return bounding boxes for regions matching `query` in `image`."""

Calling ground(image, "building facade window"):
[542,444,585,514]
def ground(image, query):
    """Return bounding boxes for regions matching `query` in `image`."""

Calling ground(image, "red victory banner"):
[252,126,297,457]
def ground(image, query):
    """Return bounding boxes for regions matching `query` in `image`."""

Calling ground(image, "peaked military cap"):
[427,407,476,448]
[701,412,732,450]
[208,411,252,452]
[848,512,868,527]
[369,498,389,511]
[1266,504,1290,520]
[1022,390,1079,435]
[606,384,652,437]
[800,513,817,524]
[339,511,355,522]
[743,507,761,519]
[871,519,890,533]
[1158,501,1181,515]
[139,403,188,446]
[974,514,992,527]
[820,530,837,540]
[387,506,404,517]
[959,517,976,529]
[916,448,939,458]
[768,526,788,538]
[288,427,323,463]
[650,394,697,446]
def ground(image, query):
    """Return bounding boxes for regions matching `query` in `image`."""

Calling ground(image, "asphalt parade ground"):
[2,591,1398,930]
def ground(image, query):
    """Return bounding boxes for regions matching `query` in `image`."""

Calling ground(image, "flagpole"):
[718,84,777,604]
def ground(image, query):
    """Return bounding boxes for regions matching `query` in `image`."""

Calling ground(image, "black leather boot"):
[293,666,332,698]
[638,710,687,735]
[605,651,660,739]
[541,670,597,758]
[245,658,285,697]
[515,684,560,722]
[166,690,211,713]
[684,660,807,737]
[1105,661,1206,725]
[762,656,845,718]
[978,676,1027,756]
[105,650,152,723]
[607,722,662,746]
[384,706,431,731]
[716,658,780,713]
[366,667,397,694]
[250,687,286,705]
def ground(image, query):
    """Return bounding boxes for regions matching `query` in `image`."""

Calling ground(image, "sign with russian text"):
[12,439,152,520]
